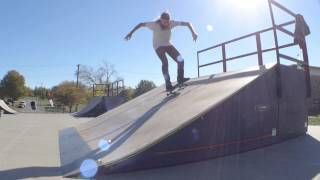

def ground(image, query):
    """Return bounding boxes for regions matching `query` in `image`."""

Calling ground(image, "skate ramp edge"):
[0,100,16,114]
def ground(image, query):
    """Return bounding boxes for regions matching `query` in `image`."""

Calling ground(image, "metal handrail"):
[198,42,298,69]
[197,20,296,76]
[196,0,311,97]
[270,0,296,18]
[197,21,295,54]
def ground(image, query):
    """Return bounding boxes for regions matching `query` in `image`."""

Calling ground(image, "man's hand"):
[124,23,145,41]
[183,22,198,42]
[124,33,132,41]
[192,32,198,42]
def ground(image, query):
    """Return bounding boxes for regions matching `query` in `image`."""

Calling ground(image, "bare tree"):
[99,61,118,84]
[77,61,118,85]
[78,66,96,85]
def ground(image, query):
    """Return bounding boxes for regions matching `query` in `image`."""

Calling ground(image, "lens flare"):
[98,139,111,152]
[206,25,213,32]
[80,159,98,178]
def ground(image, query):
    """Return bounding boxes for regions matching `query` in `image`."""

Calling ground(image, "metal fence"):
[197,0,311,97]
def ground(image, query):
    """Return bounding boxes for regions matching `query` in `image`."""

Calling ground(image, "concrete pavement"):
[0,113,319,180]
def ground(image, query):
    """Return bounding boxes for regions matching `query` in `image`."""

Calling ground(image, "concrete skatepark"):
[1,64,318,180]
[1,0,319,179]
[57,0,315,177]
[1,67,319,179]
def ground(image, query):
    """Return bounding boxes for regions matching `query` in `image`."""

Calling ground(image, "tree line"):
[0,62,156,112]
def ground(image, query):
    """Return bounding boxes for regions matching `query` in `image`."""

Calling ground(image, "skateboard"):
[166,81,189,96]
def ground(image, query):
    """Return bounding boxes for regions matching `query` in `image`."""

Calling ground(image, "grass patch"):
[309,116,320,126]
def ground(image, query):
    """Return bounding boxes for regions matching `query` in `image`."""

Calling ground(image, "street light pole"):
[75,64,80,112]
[76,64,80,88]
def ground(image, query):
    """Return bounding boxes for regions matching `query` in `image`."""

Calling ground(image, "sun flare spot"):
[206,25,213,32]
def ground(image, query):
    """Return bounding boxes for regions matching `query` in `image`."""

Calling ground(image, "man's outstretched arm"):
[180,22,198,41]
[124,23,146,41]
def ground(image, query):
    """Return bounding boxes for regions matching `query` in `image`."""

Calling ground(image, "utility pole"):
[76,64,80,88]
[75,64,80,112]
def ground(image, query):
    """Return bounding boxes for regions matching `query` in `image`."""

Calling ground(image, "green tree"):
[0,70,26,100]
[24,87,34,97]
[119,87,135,102]
[52,81,86,113]
[0,86,4,99]
[34,87,50,100]
[133,80,156,98]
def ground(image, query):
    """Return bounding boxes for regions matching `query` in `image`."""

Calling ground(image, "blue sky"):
[0,0,319,88]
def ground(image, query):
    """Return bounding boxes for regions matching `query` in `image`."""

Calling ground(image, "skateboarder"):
[125,12,198,91]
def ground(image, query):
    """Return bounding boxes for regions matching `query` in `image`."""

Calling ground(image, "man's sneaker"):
[166,83,174,92]
[178,77,190,85]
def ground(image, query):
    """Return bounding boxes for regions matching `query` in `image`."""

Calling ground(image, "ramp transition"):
[0,100,16,114]
[60,64,308,178]
[73,96,124,118]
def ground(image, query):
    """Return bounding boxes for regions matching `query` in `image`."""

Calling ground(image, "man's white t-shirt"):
[145,21,182,49]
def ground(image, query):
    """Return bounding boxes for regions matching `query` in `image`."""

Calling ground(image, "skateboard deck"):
[166,82,189,96]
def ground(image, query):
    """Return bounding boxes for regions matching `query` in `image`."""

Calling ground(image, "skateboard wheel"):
[97,159,103,164]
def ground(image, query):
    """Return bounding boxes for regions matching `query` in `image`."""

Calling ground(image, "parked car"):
[6,99,16,106]
[18,101,26,108]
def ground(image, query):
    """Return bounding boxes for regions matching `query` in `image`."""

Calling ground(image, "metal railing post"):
[302,41,311,97]
[111,83,114,96]
[222,44,227,72]
[116,81,119,96]
[268,1,280,65]
[197,52,200,77]
[256,33,263,66]
[107,84,110,97]
[93,84,95,96]
[268,0,282,98]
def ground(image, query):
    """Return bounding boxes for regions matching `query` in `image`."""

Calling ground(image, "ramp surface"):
[74,96,124,118]
[0,100,16,114]
[73,97,104,117]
